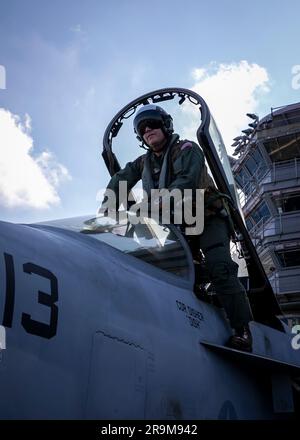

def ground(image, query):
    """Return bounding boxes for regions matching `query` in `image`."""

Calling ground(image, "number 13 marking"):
[2,254,58,339]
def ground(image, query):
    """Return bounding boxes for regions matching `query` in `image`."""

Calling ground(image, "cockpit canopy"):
[34,214,194,284]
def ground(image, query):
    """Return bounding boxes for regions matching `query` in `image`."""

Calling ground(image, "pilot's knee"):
[210,262,230,284]
[209,261,239,290]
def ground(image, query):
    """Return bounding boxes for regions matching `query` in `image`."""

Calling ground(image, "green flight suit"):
[197,216,253,329]
[104,134,253,330]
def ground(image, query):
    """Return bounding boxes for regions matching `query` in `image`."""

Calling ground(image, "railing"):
[237,158,300,207]
[246,213,300,300]
[248,212,300,248]
[270,271,300,295]
[248,215,273,247]
[238,169,270,207]
[258,110,300,130]
[272,157,300,182]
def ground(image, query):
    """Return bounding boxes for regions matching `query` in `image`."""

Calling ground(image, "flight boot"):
[227,325,253,352]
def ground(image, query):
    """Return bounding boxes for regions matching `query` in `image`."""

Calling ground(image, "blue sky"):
[0,0,300,223]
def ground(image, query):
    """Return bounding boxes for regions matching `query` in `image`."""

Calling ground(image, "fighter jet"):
[0,88,299,419]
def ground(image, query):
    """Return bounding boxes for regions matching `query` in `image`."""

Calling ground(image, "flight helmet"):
[133,104,174,141]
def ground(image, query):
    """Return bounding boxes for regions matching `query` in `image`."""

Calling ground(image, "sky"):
[0,0,300,223]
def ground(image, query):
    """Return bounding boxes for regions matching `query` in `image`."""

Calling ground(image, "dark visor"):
[137,119,163,136]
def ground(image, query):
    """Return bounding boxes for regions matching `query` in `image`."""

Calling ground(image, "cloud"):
[181,61,270,150]
[69,24,88,42]
[0,108,71,209]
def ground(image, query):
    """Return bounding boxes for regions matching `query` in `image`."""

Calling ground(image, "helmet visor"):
[137,119,164,137]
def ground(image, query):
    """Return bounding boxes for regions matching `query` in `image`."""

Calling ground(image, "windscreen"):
[81,216,192,280]
[34,215,193,282]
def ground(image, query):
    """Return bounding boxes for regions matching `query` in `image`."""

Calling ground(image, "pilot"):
[101,104,253,352]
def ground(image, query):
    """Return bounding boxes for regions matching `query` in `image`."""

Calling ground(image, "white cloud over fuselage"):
[0,108,71,209]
